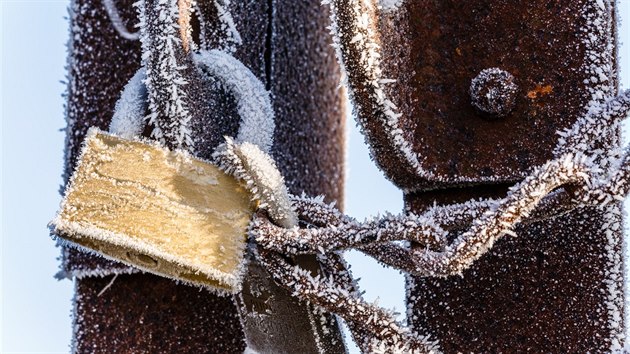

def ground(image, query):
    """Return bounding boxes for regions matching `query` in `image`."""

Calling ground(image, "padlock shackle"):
[137,0,275,155]
[194,50,275,154]
[102,0,140,41]
[109,51,275,156]
[109,68,147,138]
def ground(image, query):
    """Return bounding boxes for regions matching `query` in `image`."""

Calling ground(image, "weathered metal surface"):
[334,0,622,351]
[339,0,617,190]
[406,188,624,352]
[400,2,623,351]
[62,0,346,352]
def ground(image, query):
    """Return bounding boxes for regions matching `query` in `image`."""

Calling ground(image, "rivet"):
[469,68,519,118]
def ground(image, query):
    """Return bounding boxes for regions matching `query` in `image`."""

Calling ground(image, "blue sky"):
[2,1,630,353]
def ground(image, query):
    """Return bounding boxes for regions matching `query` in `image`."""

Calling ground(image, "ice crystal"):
[212,0,242,52]
[137,0,195,150]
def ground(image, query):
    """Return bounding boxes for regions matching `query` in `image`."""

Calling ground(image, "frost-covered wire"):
[250,87,630,276]
[251,204,447,255]
[256,247,440,353]
[102,0,140,40]
[582,148,630,206]
[253,153,594,277]
[390,154,590,276]
[137,0,195,150]
[555,90,630,157]
[316,251,427,353]
[253,182,592,264]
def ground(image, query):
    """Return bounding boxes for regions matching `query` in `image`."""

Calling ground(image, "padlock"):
[54,45,347,352]
[52,56,269,294]
[50,128,253,293]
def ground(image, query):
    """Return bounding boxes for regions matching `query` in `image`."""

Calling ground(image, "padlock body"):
[52,129,252,292]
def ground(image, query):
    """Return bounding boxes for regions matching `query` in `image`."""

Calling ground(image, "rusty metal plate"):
[333,0,616,190]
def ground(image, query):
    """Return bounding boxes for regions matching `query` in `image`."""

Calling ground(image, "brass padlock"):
[50,128,253,293]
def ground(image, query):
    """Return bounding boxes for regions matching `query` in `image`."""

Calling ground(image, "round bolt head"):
[470,68,519,118]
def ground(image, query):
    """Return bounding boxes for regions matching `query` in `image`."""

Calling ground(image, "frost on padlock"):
[50,128,253,293]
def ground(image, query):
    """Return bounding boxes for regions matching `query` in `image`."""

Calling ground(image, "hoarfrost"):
[573,2,625,348]
[248,3,630,340]
[325,0,435,187]
[109,68,147,138]
[137,0,195,150]
[256,245,440,353]
[215,138,297,229]
[213,0,242,53]
[60,0,630,350]
[378,0,404,13]
[254,154,599,276]
[194,49,275,154]
[102,0,140,40]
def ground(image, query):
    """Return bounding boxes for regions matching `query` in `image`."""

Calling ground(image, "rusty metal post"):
[61,0,345,352]
[331,0,623,352]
